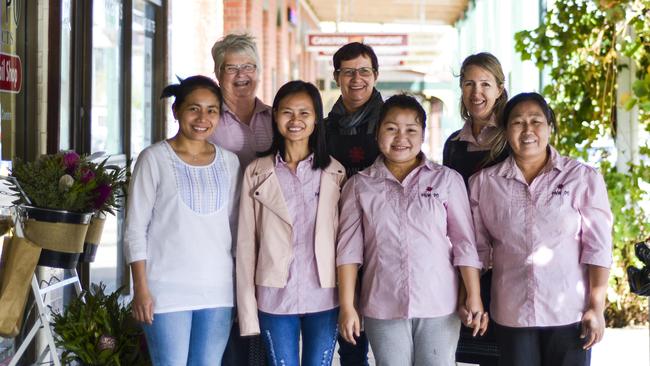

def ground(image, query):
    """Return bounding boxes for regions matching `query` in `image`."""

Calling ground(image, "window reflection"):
[59,0,72,150]
[91,0,123,154]
[131,0,155,157]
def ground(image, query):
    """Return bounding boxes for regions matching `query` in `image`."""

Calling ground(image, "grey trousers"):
[364,313,461,366]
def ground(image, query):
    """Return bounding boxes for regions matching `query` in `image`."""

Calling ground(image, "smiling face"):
[274,92,316,145]
[173,88,220,141]
[217,51,259,103]
[335,55,378,113]
[506,100,552,162]
[461,65,504,123]
[377,107,423,166]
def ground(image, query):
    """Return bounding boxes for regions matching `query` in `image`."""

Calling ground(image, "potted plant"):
[51,283,150,365]
[78,157,129,263]
[10,151,127,268]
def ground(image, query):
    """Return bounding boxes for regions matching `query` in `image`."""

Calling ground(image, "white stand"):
[8,270,82,366]
[7,205,83,366]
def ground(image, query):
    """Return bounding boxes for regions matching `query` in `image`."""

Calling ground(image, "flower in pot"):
[9,151,128,268]
[51,283,150,366]
[78,157,129,263]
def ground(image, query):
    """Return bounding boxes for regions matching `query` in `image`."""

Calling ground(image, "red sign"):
[307,33,408,48]
[0,53,22,93]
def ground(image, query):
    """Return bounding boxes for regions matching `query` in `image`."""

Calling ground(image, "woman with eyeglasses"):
[324,42,383,365]
[210,33,273,169]
[210,33,272,366]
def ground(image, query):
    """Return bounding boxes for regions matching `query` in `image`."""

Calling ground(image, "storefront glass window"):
[131,0,154,157]
[91,0,123,154]
[59,0,72,150]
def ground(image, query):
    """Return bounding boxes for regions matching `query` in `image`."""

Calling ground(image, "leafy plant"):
[515,0,650,326]
[10,151,127,215]
[51,283,150,366]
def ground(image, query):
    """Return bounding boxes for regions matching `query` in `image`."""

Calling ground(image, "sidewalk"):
[331,327,649,365]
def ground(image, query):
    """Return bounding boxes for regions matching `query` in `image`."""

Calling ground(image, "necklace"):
[168,139,212,163]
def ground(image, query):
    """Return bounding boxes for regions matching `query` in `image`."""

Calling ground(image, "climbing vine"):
[515,0,650,326]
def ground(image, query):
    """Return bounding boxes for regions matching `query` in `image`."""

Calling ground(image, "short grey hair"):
[211,33,261,78]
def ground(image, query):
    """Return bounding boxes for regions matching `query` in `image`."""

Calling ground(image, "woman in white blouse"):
[124,75,240,365]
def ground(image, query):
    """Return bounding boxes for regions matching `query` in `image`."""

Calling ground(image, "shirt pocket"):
[414,186,447,231]
[542,186,580,239]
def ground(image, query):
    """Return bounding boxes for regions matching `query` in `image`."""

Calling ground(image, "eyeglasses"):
[222,63,257,74]
[336,67,375,78]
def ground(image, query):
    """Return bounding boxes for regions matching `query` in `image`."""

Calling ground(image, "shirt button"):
[255,192,260,196]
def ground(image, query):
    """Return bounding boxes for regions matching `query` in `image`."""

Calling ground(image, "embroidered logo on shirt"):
[551,183,569,196]
[421,187,438,198]
[348,147,365,163]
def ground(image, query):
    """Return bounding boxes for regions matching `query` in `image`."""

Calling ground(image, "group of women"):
[123,33,613,366]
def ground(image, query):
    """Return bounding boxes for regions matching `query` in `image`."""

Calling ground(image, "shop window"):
[91,0,123,155]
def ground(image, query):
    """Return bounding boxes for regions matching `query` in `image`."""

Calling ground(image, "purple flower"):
[94,183,112,209]
[80,167,96,183]
[62,151,80,174]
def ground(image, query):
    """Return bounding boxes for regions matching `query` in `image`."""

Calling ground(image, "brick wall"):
[222,0,320,104]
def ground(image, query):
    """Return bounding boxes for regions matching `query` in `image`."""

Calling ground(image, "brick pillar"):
[223,0,247,33]
[276,0,289,87]
[262,0,277,103]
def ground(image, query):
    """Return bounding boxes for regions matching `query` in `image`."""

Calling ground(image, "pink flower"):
[63,151,80,174]
[94,183,112,209]
[80,167,96,183]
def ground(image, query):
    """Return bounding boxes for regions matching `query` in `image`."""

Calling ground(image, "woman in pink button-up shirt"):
[337,94,486,366]
[469,92,613,366]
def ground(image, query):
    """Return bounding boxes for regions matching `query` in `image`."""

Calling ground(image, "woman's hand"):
[338,306,361,345]
[581,265,609,349]
[580,306,605,349]
[462,294,488,337]
[130,261,154,324]
[132,284,154,324]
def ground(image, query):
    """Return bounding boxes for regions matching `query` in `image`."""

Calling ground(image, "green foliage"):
[51,283,150,366]
[515,0,650,326]
[10,151,127,215]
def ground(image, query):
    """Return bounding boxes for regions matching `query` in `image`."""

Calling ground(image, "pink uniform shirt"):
[469,147,613,328]
[457,119,499,152]
[255,154,338,314]
[209,98,273,168]
[336,156,481,320]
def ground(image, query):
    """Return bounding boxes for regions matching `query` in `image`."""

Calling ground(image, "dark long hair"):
[490,92,556,159]
[260,80,331,170]
[160,75,222,112]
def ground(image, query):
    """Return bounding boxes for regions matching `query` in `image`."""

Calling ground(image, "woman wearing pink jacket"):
[236,81,345,366]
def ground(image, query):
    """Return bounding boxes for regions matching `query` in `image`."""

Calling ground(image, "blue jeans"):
[143,307,233,366]
[258,308,339,366]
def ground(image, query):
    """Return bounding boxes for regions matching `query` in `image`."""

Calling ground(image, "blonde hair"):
[459,52,507,124]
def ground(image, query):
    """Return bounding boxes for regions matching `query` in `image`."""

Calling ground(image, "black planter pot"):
[78,243,99,263]
[21,206,93,269]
